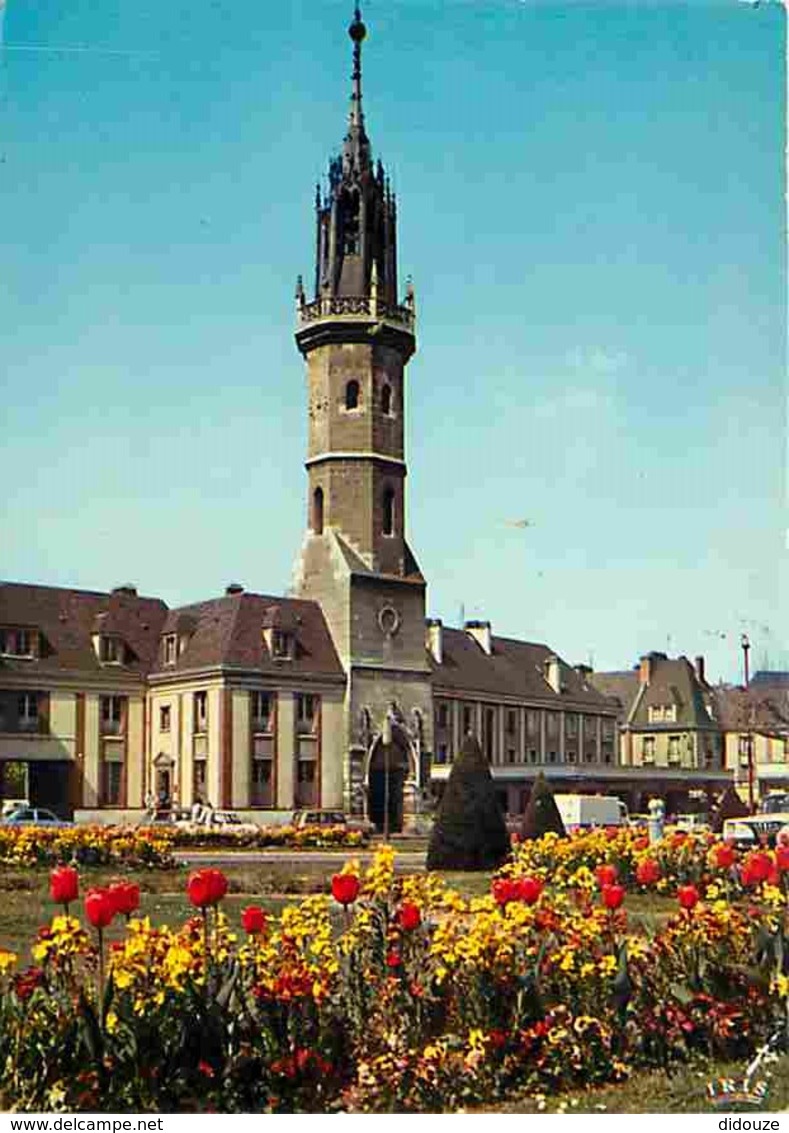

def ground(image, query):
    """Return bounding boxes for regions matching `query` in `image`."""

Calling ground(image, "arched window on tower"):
[382,487,395,536]
[312,487,324,535]
[345,380,360,410]
[381,383,392,415]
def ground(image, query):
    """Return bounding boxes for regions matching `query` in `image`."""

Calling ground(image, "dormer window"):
[648,705,677,724]
[263,626,293,660]
[0,628,36,658]
[163,635,177,666]
[272,630,290,658]
[98,636,122,665]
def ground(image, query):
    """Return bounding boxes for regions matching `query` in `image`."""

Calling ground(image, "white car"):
[193,809,260,836]
[2,806,72,828]
[722,814,789,848]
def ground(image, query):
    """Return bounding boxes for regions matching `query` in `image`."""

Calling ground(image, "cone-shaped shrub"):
[710,785,751,832]
[426,734,510,871]
[519,772,567,841]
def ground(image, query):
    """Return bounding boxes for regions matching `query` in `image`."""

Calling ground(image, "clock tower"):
[293,6,432,831]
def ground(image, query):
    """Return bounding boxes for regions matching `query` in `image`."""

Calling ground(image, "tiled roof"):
[431,627,616,711]
[0,583,344,682]
[710,685,789,735]
[592,656,715,729]
[588,671,640,719]
[749,671,789,691]
[0,582,168,677]
[150,592,345,679]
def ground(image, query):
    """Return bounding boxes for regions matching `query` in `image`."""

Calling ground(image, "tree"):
[519,773,566,841]
[426,734,510,871]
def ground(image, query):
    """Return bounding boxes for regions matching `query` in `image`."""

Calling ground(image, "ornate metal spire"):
[343,4,370,175]
[348,5,366,134]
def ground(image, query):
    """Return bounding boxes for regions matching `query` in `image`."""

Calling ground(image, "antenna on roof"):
[459,602,465,628]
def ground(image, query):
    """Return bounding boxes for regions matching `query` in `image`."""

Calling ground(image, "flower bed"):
[0,826,176,869]
[170,823,369,851]
[0,838,787,1113]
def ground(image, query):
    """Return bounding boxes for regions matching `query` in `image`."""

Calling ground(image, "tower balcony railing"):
[298,294,415,332]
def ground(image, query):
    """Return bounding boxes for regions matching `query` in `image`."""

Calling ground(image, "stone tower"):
[293,5,432,832]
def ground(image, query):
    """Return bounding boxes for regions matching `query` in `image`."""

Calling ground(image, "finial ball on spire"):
[349,6,366,43]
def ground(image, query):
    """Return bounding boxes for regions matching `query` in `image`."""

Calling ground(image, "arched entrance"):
[368,731,411,835]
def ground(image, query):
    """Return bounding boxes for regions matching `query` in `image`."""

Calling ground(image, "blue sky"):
[2,0,786,683]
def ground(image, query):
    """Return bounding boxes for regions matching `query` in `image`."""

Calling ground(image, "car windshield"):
[761,796,789,814]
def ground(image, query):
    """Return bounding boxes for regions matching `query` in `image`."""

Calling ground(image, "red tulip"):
[516,876,543,905]
[633,836,649,852]
[187,868,228,909]
[677,884,700,911]
[397,902,422,931]
[241,905,267,935]
[491,877,519,907]
[711,843,736,870]
[595,863,618,888]
[741,851,773,888]
[50,865,79,908]
[601,883,625,910]
[85,887,116,929]
[635,858,661,886]
[108,880,140,919]
[331,873,360,906]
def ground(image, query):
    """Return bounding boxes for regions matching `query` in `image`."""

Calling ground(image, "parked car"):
[669,814,711,835]
[173,809,260,836]
[292,809,375,835]
[723,812,789,848]
[2,806,72,827]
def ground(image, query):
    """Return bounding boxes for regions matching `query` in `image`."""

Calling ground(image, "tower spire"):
[344,4,370,175]
[348,5,366,135]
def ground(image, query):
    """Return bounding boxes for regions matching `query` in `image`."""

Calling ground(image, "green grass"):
[484,1055,789,1114]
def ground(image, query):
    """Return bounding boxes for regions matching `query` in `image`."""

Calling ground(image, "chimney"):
[426,618,443,665]
[465,619,492,656]
[639,654,653,685]
[695,655,706,684]
[111,584,137,597]
[544,654,561,694]
[225,583,244,596]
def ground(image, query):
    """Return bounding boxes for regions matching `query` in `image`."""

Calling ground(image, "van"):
[554,794,629,831]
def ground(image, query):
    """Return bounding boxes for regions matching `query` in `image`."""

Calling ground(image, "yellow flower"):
[599,955,617,976]
[0,949,17,975]
[772,973,789,998]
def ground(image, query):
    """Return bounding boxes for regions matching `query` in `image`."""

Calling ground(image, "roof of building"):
[0,581,168,677]
[431,626,615,711]
[591,654,715,729]
[749,671,789,691]
[0,582,344,682]
[710,684,789,735]
[587,671,640,716]
[152,591,345,679]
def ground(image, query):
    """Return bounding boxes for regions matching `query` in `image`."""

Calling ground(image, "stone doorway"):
[368,732,410,835]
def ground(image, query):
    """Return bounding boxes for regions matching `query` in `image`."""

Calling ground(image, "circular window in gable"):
[377,605,401,637]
